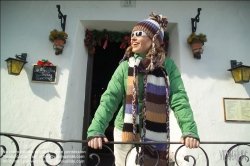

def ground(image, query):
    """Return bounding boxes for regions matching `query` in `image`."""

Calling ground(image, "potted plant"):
[187,32,207,59]
[49,29,68,55]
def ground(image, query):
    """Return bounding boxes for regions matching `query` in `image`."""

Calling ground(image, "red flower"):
[37,60,53,66]
[45,62,52,66]
[124,36,131,46]
[37,60,45,66]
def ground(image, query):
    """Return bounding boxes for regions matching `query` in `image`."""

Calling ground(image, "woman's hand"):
[88,137,109,149]
[180,137,200,148]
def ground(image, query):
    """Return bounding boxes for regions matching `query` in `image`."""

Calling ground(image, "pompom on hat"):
[132,12,168,48]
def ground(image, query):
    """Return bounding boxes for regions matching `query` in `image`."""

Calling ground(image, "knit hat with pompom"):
[132,12,168,48]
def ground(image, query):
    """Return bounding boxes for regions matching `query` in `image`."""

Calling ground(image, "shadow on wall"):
[244,84,250,96]
[24,65,60,102]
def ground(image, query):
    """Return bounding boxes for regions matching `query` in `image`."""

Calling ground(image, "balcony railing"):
[0,132,249,166]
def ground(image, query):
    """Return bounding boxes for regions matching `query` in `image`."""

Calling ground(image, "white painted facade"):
[1,1,250,166]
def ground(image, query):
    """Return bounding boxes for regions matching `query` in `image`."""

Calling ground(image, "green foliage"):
[90,29,130,43]
[49,29,68,42]
[84,29,170,55]
[85,29,169,46]
[187,32,207,44]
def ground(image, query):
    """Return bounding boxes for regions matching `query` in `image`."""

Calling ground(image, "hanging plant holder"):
[190,39,204,59]
[49,29,68,55]
[187,33,207,60]
[53,38,66,55]
[187,8,207,60]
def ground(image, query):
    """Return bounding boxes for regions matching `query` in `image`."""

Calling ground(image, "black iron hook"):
[230,60,243,68]
[15,53,27,61]
[56,5,67,32]
[191,8,202,32]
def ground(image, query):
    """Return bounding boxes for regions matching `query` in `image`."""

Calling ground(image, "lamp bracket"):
[15,53,27,61]
[191,8,202,32]
[56,5,67,32]
[230,60,243,68]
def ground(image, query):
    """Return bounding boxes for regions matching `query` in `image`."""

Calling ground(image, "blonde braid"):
[125,46,133,58]
[119,46,134,64]
[132,65,138,141]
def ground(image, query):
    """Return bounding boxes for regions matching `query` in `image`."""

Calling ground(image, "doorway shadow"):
[87,41,125,165]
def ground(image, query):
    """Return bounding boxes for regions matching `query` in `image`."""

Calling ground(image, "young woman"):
[87,12,200,166]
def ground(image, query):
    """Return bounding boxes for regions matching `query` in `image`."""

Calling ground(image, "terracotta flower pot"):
[190,40,204,59]
[53,38,66,55]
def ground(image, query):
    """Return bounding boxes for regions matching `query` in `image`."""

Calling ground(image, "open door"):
[83,41,125,165]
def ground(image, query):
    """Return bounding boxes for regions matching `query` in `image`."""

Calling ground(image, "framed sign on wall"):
[223,98,250,122]
[31,65,58,84]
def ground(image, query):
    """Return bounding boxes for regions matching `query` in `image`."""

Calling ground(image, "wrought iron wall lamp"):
[5,53,28,75]
[56,5,67,32]
[228,60,250,83]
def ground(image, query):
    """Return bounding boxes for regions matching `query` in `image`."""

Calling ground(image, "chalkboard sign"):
[31,65,58,83]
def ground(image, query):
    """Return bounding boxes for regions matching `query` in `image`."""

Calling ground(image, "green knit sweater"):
[87,54,199,140]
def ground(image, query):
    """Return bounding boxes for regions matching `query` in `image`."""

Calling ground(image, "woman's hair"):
[125,45,166,59]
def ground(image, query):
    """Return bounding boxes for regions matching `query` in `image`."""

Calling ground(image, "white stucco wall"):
[1,1,250,166]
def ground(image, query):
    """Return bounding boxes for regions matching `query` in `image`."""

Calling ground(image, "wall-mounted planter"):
[49,29,68,55]
[187,33,207,60]
[190,39,204,59]
[53,38,66,55]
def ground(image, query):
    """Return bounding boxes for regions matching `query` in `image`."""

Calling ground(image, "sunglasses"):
[131,31,148,38]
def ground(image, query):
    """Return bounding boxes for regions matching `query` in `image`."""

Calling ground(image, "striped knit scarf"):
[122,56,170,166]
